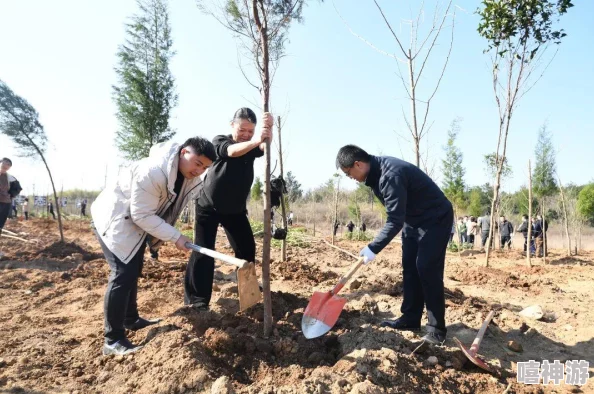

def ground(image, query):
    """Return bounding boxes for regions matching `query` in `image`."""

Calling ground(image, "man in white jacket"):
[92,137,216,355]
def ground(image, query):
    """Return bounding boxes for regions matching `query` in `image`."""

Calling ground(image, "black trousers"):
[96,233,146,343]
[49,209,55,220]
[468,234,475,246]
[184,208,255,306]
[500,235,512,249]
[0,202,11,233]
[400,208,453,335]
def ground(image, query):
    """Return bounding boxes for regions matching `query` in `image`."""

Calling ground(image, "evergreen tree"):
[533,124,557,198]
[113,0,177,160]
[441,118,466,209]
[251,177,263,201]
[285,171,303,202]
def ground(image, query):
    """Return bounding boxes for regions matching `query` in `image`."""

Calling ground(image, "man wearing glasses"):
[335,145,453,344]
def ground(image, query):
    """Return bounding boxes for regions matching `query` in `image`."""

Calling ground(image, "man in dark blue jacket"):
[336,145,453,344]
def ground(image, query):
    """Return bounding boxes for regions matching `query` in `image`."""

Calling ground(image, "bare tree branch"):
[237,49,261,91]
[332,0,406,63]
[372,0,409,57]
[414,0,453,84]
[418,6,455,135]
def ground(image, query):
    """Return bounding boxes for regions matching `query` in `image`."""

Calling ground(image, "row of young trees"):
[2,0,584,335]
[441,117,592,264]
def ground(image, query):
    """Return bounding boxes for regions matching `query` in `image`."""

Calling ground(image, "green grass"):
[343,230,374,242]
[250,220,310,248]
[447,242,474,253]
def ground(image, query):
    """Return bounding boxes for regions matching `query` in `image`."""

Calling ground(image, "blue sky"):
[1,0,592,196]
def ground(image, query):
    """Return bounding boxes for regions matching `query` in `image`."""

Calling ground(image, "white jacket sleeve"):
[130,167,181,243]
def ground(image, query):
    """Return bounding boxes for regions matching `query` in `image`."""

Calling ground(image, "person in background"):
[499,216,514,250]
[346,220,355,233]
[517,215,529,253]
[466,216,477,248]
[450,222,455,243]
[288,211,294,226]
[22,198,29,220]
[1,158,16,257]
[11,198,18,219]
[47,201,56,220]
[536,214,548,257]
[81,198,87,217]
[478,212,492,251]
[360,222,367,233]
[457,217,467,245]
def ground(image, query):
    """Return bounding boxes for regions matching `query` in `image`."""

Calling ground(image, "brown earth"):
[0,218,593,393]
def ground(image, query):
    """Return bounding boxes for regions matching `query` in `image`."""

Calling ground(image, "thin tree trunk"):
[21,132,65,242]
[541,200,546,264]
[331,179,339,245]
[527,160,532,267]
[276,116,288,262]
[253,0,273,337]
[407,50,420,168]
[557,176,571,256]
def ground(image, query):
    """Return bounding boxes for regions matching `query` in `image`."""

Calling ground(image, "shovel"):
[185,242,261,311]
[453,310,495,373]
[302,257,365,339]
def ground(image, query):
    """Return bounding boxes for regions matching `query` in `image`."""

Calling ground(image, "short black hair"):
[180,137,217,162]
[335,145,371,168]
[1,157,12,165]
[233,107,257,124]
[522,214,528,219]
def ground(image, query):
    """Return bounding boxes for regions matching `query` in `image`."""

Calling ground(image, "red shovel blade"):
[302,291,347,339]
[453,337,492,372]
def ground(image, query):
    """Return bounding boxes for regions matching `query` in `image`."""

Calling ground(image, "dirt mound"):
[448,266,538,292]
[35,241,102,261]
[271,259,339,285]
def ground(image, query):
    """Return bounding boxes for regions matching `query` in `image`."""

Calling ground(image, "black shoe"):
[380,318,421,332]
[187,303,209,312]
[103,338,142,356]
[124,317,161,331]
[421,331,446,345]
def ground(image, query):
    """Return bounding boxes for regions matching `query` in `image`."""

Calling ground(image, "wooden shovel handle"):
[331,257,365,295]
[470,310,495,355]
[185,242,248,269]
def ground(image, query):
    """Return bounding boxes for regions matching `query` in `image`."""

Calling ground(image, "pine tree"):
[441,118,466,209]
[533,124,557,198]
[113,0,177,160]
[251,177,263,201]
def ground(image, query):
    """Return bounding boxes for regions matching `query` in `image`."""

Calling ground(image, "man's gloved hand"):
[359,246,376,264]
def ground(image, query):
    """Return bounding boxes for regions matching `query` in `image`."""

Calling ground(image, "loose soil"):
[0,219,593,393]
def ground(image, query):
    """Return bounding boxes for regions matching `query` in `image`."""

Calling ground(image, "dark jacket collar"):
[364,155,381,188]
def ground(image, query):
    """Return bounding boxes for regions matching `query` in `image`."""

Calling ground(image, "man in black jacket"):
[517,215,529,252]
[499,216,514,250]
[336,145,453,344]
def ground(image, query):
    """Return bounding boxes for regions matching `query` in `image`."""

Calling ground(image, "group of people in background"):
[333,219,367,236]
[450,212,548,256]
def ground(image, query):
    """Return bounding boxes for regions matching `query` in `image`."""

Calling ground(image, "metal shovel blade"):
[302,291,347,339]
[453,337,492,372]
[237,262,261,311]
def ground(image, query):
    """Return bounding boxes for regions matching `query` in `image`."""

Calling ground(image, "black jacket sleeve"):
[368,171,407,254]
[213,135,264,159]
[8,178,22,198]
[213,135,232,159]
